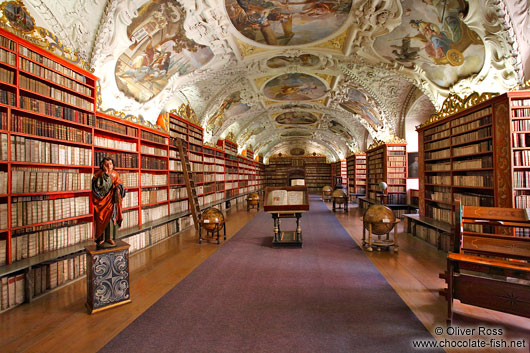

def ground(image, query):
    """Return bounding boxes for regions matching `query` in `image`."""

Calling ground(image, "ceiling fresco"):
[275,111,318,125]
[263,73,328,101]
[225,0,353,46]
[22,0,529,162]
[114,0,214,103]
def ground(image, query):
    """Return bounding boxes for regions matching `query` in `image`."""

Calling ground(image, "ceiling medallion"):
[0,0,91,71]
[417,92,498,129]
[226,0,352,46]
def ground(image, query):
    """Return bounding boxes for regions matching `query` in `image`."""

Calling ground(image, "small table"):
[270,212,304,246]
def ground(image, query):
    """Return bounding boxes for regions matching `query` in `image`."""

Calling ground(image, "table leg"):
[273,214,279,243]
[296,214,301,242]
[367,223,373,252]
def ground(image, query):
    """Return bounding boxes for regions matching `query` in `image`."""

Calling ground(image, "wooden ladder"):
[176,138,201,230]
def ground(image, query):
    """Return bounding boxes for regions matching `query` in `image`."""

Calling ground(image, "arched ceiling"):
[21,0,530,161]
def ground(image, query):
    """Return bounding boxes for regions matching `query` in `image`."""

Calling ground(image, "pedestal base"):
[272,231,303,247]
[85,240,131,314]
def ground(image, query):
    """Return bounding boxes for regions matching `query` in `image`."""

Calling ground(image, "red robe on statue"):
[92,169,124,240]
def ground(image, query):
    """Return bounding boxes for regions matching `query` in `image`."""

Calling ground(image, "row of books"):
[453,156,492,170]
[122,190,138,209]
[122,231,149,253]
[512,133,530,148]
[141,173,167,187]
[95,151,137,169]
[141,130,168,145]
[412,224,450,251]
[512,108,530,118]
[451,116,491,135]
[11,168,91,194]
[0,111,5,130]
[94,136,136,151]
[514,171,530,188]
[0,171,5,194]
[141,155,167,170]
[426,162,450,171]
[425,138,450,151]
[426,175,451,185]
[141,189,168,205]
[19,58,92,96]
[453,175,493,188]
[453,192,494,207]
[121,172,138,188]
[19,75,93,111]
[10,222,92,262]
[428,205,453,225]
[427,190,452,203]
[452,107,492,127]
[19,45,88,84]
[424,121,450,137]
[170,187,187,200]
[142,204,168,224]
[32,252,87,297]
[0,66,14,84]
[0,203,6,229]
[452,127,491,145]
[11,196,90,227]
[170,200,188,214]
[0,273,24,311]
[0,88,15,106]
[514,194,530,208]
[0,47,15,66]
[151,223,170,245]
[424,129,450,142]
[11,136,92,166]
[513,150,530,166]
[453,140,491,156]
[96,118,137,136]
[11,113,92,144]
[121,209,139,230]
[19,95,95,125]
[141,144,167,156]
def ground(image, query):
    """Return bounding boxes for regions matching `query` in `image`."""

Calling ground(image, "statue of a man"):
[92,157,126,248]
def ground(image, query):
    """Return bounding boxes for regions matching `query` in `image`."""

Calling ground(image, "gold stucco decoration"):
[235,37,269,57]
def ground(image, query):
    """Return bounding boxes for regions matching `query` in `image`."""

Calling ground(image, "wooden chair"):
[442,200,530,324]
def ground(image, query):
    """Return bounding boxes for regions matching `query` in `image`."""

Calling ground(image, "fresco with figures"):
[275,111,318,125]
[328,119,353,140]
[207,91,251,133]
[339,89,382,128]
[263,73,327,101]
[114,0,214,103]
[267,54,320,68]
[225,0,352,46]
[373,0,484,88]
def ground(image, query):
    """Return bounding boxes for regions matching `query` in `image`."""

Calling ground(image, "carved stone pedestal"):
[85,240,131,314]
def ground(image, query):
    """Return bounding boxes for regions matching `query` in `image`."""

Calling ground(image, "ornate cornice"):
[100,108,167,133]
[417,92,498,129]
[0,0,91,71]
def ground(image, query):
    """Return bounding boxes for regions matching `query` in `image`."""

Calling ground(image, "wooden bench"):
[441,200,530,323]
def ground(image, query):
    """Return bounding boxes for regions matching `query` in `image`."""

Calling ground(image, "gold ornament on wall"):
[417,92,498,129]
[171,103,199,125]
[0,0,91,71]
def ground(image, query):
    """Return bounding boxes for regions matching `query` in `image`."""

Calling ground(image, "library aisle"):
[100,195,436,353]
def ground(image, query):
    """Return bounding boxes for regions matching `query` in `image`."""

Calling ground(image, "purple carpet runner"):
[101,196,440,353]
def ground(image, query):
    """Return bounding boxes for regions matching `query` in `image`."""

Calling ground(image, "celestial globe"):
[200,207,225,232]
[363,205,396,235]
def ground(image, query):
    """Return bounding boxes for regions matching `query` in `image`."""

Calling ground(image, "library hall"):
[1,0,530,352]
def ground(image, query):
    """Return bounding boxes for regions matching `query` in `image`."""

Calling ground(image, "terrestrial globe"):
[247,192,260,206]
[200,207,225,232]
[331,189,347,204]
[363,205,396,235]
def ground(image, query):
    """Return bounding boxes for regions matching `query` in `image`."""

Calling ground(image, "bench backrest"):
[453,200,530,261]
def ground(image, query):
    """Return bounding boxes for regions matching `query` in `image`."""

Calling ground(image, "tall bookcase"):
[346,154,366,196]
[417,91,530,228]
[332,160,347,188]
[264,156,331,193]
[0,26,265,311]
[365,142,407,204]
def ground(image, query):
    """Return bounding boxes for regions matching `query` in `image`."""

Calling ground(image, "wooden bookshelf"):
[417,91,530,232]
[264,156,330,193]
[366,142,407,205]
[0,29,265,311]
[346,154,366,196]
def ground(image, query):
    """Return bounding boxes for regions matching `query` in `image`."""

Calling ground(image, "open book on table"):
[270,189,305,206]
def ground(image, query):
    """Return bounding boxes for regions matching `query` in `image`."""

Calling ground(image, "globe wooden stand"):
[362,218,400,252]
[85,240,131,314]
[199,219,226,244]
[246,193,260,211]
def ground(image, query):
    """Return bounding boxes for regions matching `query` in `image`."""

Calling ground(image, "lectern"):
[264,186,309,247]
[85,240,131,314]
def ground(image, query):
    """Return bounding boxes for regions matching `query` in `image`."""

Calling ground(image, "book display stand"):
[264,186,309,247]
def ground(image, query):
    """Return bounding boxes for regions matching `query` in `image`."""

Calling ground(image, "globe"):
[363,205,396,235]
[200,207,225,232]
[322,185,332,193]
[379,181,388,191]
[247,192,260,206]
[331,189,347,204]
